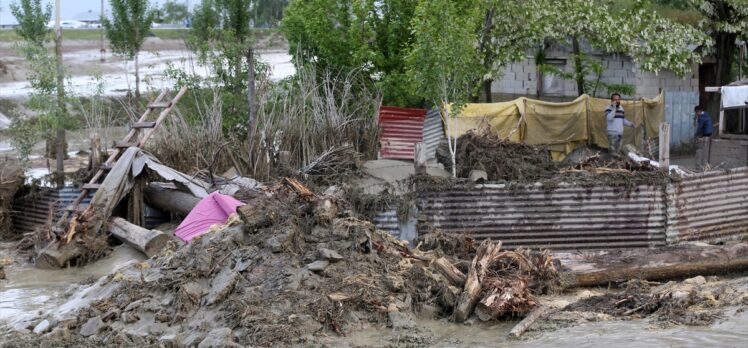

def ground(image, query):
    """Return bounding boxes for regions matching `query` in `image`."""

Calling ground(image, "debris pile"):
[0,160,24,239]
[563,276,748,327]
[454,132,555,182]
[452,132,671,189]
[24,180,556,347]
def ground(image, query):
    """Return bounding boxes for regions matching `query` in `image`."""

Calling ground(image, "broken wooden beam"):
[131,121,157,129]
[509,305,550,339]
[115,141,139,149]
[431,257,466,287]
[107,217,170,258]
[147,101,172,109]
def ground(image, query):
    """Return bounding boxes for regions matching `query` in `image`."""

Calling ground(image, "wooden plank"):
[719,109,725,137]
[115,141,139,148]
[705,87,721,92]
[131,121,156,129]
[81,183,101,190]
[147,101,172,109]
[139,86,188,146]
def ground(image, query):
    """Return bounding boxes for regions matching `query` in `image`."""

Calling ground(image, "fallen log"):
[571,258,748,288]
[107,217,170,258]
[509,305,550,339]
[144,183,200,216]
[36,241,83,269]
[454,240,502,323]
[564,244,748,288]
[431,257,466,287]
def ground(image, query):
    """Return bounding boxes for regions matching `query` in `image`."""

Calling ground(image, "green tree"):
[529,0,710,96]
[159,0,190,24]
[282,0,421,106]
[689,0,747,86]
[186,0,270,141]
[9,0,51,46]
[406,0,481,177]
[253,0,287,28]
[102,0,154,100]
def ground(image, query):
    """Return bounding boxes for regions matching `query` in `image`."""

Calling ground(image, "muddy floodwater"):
[0,244,144,330]
[1,242,747,347]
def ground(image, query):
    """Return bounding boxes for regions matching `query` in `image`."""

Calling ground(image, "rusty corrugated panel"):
[422,108,445,160]
[373,209,399,238]
[417,183,666,250]
[668,167,748,243]
[378,106,427,160]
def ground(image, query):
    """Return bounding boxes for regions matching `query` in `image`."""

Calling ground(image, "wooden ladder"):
[60,86,188,221]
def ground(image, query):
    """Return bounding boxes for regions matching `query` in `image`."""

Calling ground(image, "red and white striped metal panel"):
[378,106,427,160]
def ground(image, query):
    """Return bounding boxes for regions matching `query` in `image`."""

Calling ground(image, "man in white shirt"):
[605,92,634,155]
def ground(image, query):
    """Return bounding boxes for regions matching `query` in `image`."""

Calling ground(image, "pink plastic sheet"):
[175,192,244,242]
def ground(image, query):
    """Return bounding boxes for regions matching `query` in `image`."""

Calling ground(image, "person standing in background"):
[605,92,634,155]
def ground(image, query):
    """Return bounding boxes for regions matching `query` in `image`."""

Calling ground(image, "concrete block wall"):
[492,50,699,100]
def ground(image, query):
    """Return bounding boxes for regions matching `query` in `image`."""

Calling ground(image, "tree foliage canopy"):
[102,0,154,59]
[9,0,51,46]
[158,0,190,24]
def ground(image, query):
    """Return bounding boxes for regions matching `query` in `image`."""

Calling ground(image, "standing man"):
[694,105,714,168]
[605,92,634,155]
[694,105,714,138]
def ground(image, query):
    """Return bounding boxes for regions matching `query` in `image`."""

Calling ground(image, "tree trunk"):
[474,277,530,321]
[107,217,170,258]
[454,240,502,322]
[714,31,737,86]
[572,37,584,96]
[143,183,200,216]
[246,47,257,162]
[565,244,748,288]
[134,52,140,101]
[483,79,493,103]
[55,129,65,188]
[36,241,82,269]
[54,0,66,188]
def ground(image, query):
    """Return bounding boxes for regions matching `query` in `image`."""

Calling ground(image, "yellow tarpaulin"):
[446,92,665,161]
[445,100,523,142]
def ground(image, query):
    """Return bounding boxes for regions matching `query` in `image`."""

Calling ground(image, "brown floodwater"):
[0,244,144,330]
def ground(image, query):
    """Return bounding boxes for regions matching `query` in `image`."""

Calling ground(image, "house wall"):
[491,49,699,99]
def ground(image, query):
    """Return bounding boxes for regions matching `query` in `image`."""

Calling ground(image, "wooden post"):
[90,133,101,171]
[414,142,427,176]
[718,109,725,137]
[659,123,670,172]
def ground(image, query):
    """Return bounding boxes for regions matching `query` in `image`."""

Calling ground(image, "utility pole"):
[100,0,105,62]
[54,0,66,188]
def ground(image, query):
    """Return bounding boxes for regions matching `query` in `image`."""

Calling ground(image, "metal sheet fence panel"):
[664,91,697,149]
[378,106,427,160]
[12,187,94,234]
[417,184,667,250]
[373,209,400,238]
[423,108,445,160]
[667,167,748,243]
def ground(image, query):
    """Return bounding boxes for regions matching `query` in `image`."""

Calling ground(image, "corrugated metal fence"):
[667,167,748,244]
[12,187,94,235]
[423,108,445,160]
[417,183,667,250]
[664,90,698,149]
[407,168,748,250]
[378,106,427,160]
